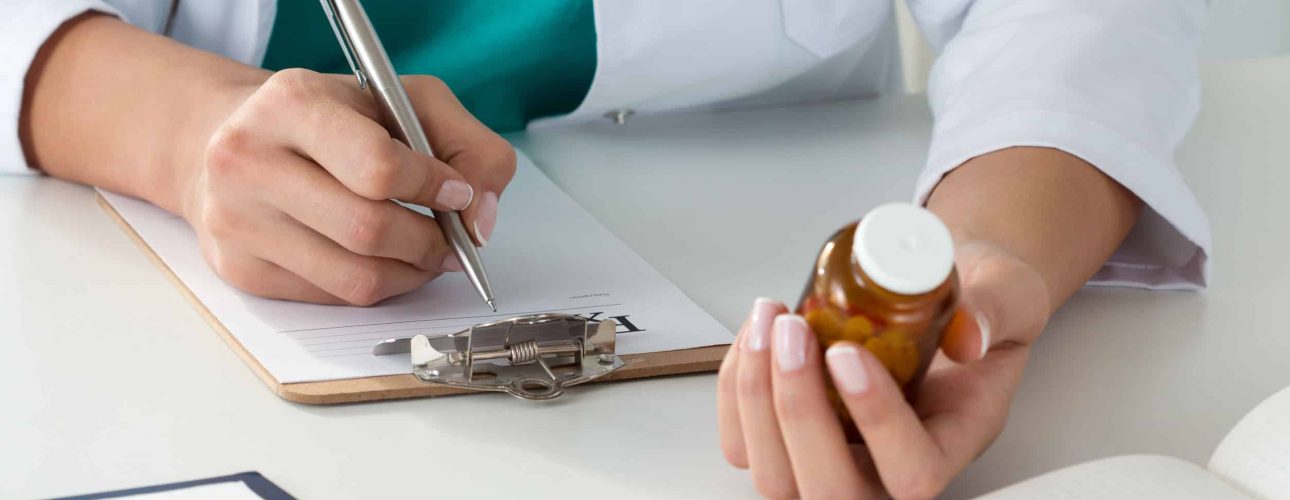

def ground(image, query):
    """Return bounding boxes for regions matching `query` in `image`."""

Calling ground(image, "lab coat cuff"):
[914,109,1212,290]
[1,0,124,175]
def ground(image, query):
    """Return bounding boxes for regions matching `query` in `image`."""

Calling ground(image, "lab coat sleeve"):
[907,0,1212,289]
[2,0,124,175]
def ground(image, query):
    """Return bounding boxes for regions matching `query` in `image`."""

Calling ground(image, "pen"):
[320,0,496,311]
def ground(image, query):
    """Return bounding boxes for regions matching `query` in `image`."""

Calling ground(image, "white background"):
[895,0,1290,93]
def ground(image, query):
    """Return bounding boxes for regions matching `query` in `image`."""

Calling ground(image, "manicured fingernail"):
[473,191,498,247]
[439,253,463,272]
[826,344,870,394]
[774,315,808,372]
[436,180,474,211]
[976,312,991,360]
[743,297,779,352]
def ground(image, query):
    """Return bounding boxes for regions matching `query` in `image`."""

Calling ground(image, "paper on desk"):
[100,151,732,383]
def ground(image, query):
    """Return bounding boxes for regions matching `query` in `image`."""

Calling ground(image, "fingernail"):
[774,315,808,372]
[976,312,991,360]
[473,191,498,248]
[742,297,779,352]
[436,180,474,211]
[439,253,463,272]
[826,344,870,394]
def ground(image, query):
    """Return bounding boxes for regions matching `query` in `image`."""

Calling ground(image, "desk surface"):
[4,57,1289,499]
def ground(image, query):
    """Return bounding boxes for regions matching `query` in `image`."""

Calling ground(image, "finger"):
[404,75,515,195]
[848,448,891,499]
[941,243,1050,362]
[267,151,458,273]
[468,189,500,248]
[254,217,438,306]
[718,317,750,468]
[198,231,347,304]
[403,76,516,247]
[219,256,346,304]
[770,315,867,498]
[735,298,798,500]
[827,342,951,499]
[259,71,475,211]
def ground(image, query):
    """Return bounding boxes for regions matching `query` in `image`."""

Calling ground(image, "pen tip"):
[487,299,497,312]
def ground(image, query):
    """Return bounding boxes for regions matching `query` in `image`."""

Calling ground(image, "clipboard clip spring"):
[372,313,624,400]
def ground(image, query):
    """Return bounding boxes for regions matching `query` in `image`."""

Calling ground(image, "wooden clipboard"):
[98,194,729,404]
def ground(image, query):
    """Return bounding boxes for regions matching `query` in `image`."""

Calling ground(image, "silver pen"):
[320,0,496,311]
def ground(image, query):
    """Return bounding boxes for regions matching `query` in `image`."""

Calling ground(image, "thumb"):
[940,242,1050,363]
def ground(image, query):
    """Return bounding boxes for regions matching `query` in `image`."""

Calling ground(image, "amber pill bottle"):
[795,203,959,441]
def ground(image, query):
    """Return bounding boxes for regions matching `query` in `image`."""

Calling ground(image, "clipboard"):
[99,194,729,405]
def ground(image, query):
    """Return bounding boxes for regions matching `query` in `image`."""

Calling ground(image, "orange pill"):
[862,334,919,384]
[891,340,919,384]
[806,307,847,341]
[843,315,875,340]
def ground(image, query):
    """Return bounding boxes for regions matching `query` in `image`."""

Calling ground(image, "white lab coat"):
[3,0,1211,289]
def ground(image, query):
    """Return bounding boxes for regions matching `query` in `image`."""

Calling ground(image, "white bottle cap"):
[852,203,955,295]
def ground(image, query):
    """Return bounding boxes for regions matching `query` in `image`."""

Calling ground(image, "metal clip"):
[372,313,624,400]
[319,0,368,89]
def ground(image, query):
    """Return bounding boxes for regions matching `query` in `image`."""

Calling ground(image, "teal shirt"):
[261,0,596,133]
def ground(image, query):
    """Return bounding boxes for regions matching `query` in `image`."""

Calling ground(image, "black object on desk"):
[49,471,295,500]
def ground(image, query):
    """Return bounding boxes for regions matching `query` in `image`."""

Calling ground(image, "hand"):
[182,69,515,305]
[716,241,1050,499]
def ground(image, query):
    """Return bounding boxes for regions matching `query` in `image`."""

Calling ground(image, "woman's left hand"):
[716,241,1050,499]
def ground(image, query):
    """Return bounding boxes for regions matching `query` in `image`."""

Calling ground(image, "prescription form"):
[99,151,732,384]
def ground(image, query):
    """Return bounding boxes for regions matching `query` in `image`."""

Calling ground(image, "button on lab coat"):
[3,0,1212,289]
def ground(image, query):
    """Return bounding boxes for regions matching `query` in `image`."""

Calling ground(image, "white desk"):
[4,57,1289,499]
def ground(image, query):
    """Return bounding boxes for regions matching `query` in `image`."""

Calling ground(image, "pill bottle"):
[795,203,959,441]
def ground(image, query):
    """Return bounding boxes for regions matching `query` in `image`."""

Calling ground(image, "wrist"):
[926,147,1139,309]
[18,15,272,218]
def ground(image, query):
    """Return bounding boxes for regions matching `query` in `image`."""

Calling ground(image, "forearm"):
[19,14,268,214]
[927,147,1141,312]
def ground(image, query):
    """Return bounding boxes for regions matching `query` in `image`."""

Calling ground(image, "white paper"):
[119,481,263,499]
[1209,385,1290,500]
[977,455,1252,500]
[101,150,732,383]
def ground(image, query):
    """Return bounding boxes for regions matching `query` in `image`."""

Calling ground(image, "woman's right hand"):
[183,69,516,305]
[22,16,513,306]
